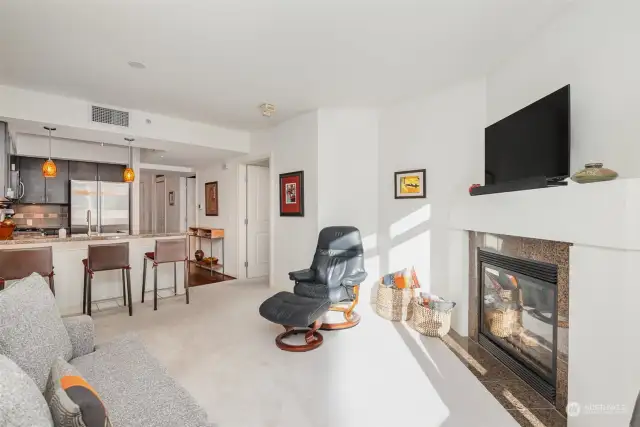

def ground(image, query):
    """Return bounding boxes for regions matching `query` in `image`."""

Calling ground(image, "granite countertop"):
[0,231,186,245]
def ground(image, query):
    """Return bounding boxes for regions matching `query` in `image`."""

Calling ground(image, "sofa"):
[0,273,213,427]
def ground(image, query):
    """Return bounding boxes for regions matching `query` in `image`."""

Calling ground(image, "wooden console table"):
[187,227,225,277]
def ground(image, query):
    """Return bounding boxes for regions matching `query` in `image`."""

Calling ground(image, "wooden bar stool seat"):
[142,238,188,310]
[0,246,55,293]
[82,242,132,317]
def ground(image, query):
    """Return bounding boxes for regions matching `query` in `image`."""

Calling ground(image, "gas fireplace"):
[478,249,557,402]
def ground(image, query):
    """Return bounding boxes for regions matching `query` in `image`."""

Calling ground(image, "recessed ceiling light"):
[160,155,164,158]
[128,61,146,69]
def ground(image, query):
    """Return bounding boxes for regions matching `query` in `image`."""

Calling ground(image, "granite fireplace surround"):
[468,232,570,416]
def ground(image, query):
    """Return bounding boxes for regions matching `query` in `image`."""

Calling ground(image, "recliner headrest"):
[316,226,363,252]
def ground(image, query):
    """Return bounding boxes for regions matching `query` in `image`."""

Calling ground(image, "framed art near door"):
[279,171,304,216]
[394,169,426,199]
[205,181,219,216]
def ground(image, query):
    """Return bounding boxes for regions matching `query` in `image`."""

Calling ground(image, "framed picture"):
[168,191,175,206]
[394,169,426,199]
[279,171,304,216]
[205,181,219,216]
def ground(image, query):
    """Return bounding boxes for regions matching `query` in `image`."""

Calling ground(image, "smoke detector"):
[259,103,276,117]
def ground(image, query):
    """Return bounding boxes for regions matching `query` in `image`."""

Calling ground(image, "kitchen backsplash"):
[13,205,69,229]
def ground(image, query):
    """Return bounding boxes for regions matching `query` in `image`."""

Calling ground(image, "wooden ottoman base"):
[275,320,323,352]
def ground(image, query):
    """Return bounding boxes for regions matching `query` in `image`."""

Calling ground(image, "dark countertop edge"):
[0,232,186,245]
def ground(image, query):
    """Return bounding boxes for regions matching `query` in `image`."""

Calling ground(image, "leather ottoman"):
[259,291,331,352]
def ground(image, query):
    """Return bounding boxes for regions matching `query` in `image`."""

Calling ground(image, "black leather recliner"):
[289,226,367,329]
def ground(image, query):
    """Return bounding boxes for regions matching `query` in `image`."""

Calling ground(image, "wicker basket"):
[408,300,454,338]
[375,286,415,321]
[485,308,520,338]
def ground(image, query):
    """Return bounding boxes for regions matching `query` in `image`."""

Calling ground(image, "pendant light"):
[123,138,135,183]
[42,127,57,178]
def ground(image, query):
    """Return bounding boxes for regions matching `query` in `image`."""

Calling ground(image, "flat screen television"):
[485,85,570,185]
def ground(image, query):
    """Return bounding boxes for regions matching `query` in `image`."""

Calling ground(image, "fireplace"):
[478,249,557,402]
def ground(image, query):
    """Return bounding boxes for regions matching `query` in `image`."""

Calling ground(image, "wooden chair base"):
[275,321,323,352]
[320,286,362,330]
[320,311,361,330]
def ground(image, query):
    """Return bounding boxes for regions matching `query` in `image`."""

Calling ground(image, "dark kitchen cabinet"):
[19,157,47,203]
[97,163,125,182]
[45,160,69,204]
[69,161,98,181]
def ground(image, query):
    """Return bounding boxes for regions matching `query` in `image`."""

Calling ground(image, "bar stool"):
[142,238,188,310]
[0,246,55,293]
[82,242,132,317]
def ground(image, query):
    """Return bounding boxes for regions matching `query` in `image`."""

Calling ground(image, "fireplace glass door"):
[480,263,557,383]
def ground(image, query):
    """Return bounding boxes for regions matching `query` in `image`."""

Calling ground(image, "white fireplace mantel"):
[449,179,640,251]
[445,179,639,427]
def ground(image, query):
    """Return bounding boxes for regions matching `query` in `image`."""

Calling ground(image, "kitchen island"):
[0,232,187,315]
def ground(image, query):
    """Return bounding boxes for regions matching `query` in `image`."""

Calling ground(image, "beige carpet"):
[92,279,518,427]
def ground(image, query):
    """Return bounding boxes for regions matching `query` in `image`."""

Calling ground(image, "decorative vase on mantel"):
[570,163,618,184]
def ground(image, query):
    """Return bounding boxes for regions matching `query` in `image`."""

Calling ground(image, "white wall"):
[268,112,319,288]
[486,0,640,178]
[196,111,318,282]
[317,109,379,232]
[378,78,486,309]
[316,108,380,296]
[15,133,129,164]
[570,245,639,427]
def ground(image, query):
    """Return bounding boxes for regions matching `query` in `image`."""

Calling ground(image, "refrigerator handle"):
[97,181,102,234]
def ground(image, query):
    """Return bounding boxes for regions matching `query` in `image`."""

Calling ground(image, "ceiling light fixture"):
[128,61,146,70]
[259,103,276,117]
[42,127,57,178]
[123,138,135,183]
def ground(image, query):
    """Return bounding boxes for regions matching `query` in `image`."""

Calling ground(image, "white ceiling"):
[0,0,573,130]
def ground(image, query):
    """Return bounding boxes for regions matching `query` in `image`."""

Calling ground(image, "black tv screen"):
[485,85,570,185]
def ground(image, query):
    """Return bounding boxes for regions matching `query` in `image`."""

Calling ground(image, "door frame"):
[236,155,274,283]
[185,175,196,230]
[154,175,166,233]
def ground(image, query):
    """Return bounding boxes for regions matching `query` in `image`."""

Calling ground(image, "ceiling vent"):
[91,105,130,127]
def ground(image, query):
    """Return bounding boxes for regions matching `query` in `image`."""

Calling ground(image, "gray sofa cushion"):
[62,316,95,359]
[0,273,72,393]
[71,334,213,427]
[0,354,53,426]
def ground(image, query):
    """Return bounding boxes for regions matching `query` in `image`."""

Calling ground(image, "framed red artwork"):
[205,181,218,216]
[279,171,304,217]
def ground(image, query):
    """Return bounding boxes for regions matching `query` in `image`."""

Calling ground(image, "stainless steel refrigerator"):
[70,180,130,234]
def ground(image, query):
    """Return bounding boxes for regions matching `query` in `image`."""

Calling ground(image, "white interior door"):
[155,176,166,233]
[247,165,270,278]
[186,177,196,228]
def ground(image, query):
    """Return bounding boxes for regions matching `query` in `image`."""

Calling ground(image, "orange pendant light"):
[124,137,135,183]
[123,167,135,183]
[42,127,57,178]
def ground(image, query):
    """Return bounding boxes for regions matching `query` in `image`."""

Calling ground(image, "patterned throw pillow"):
[47,358,112,427]
[380,267,420,289]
